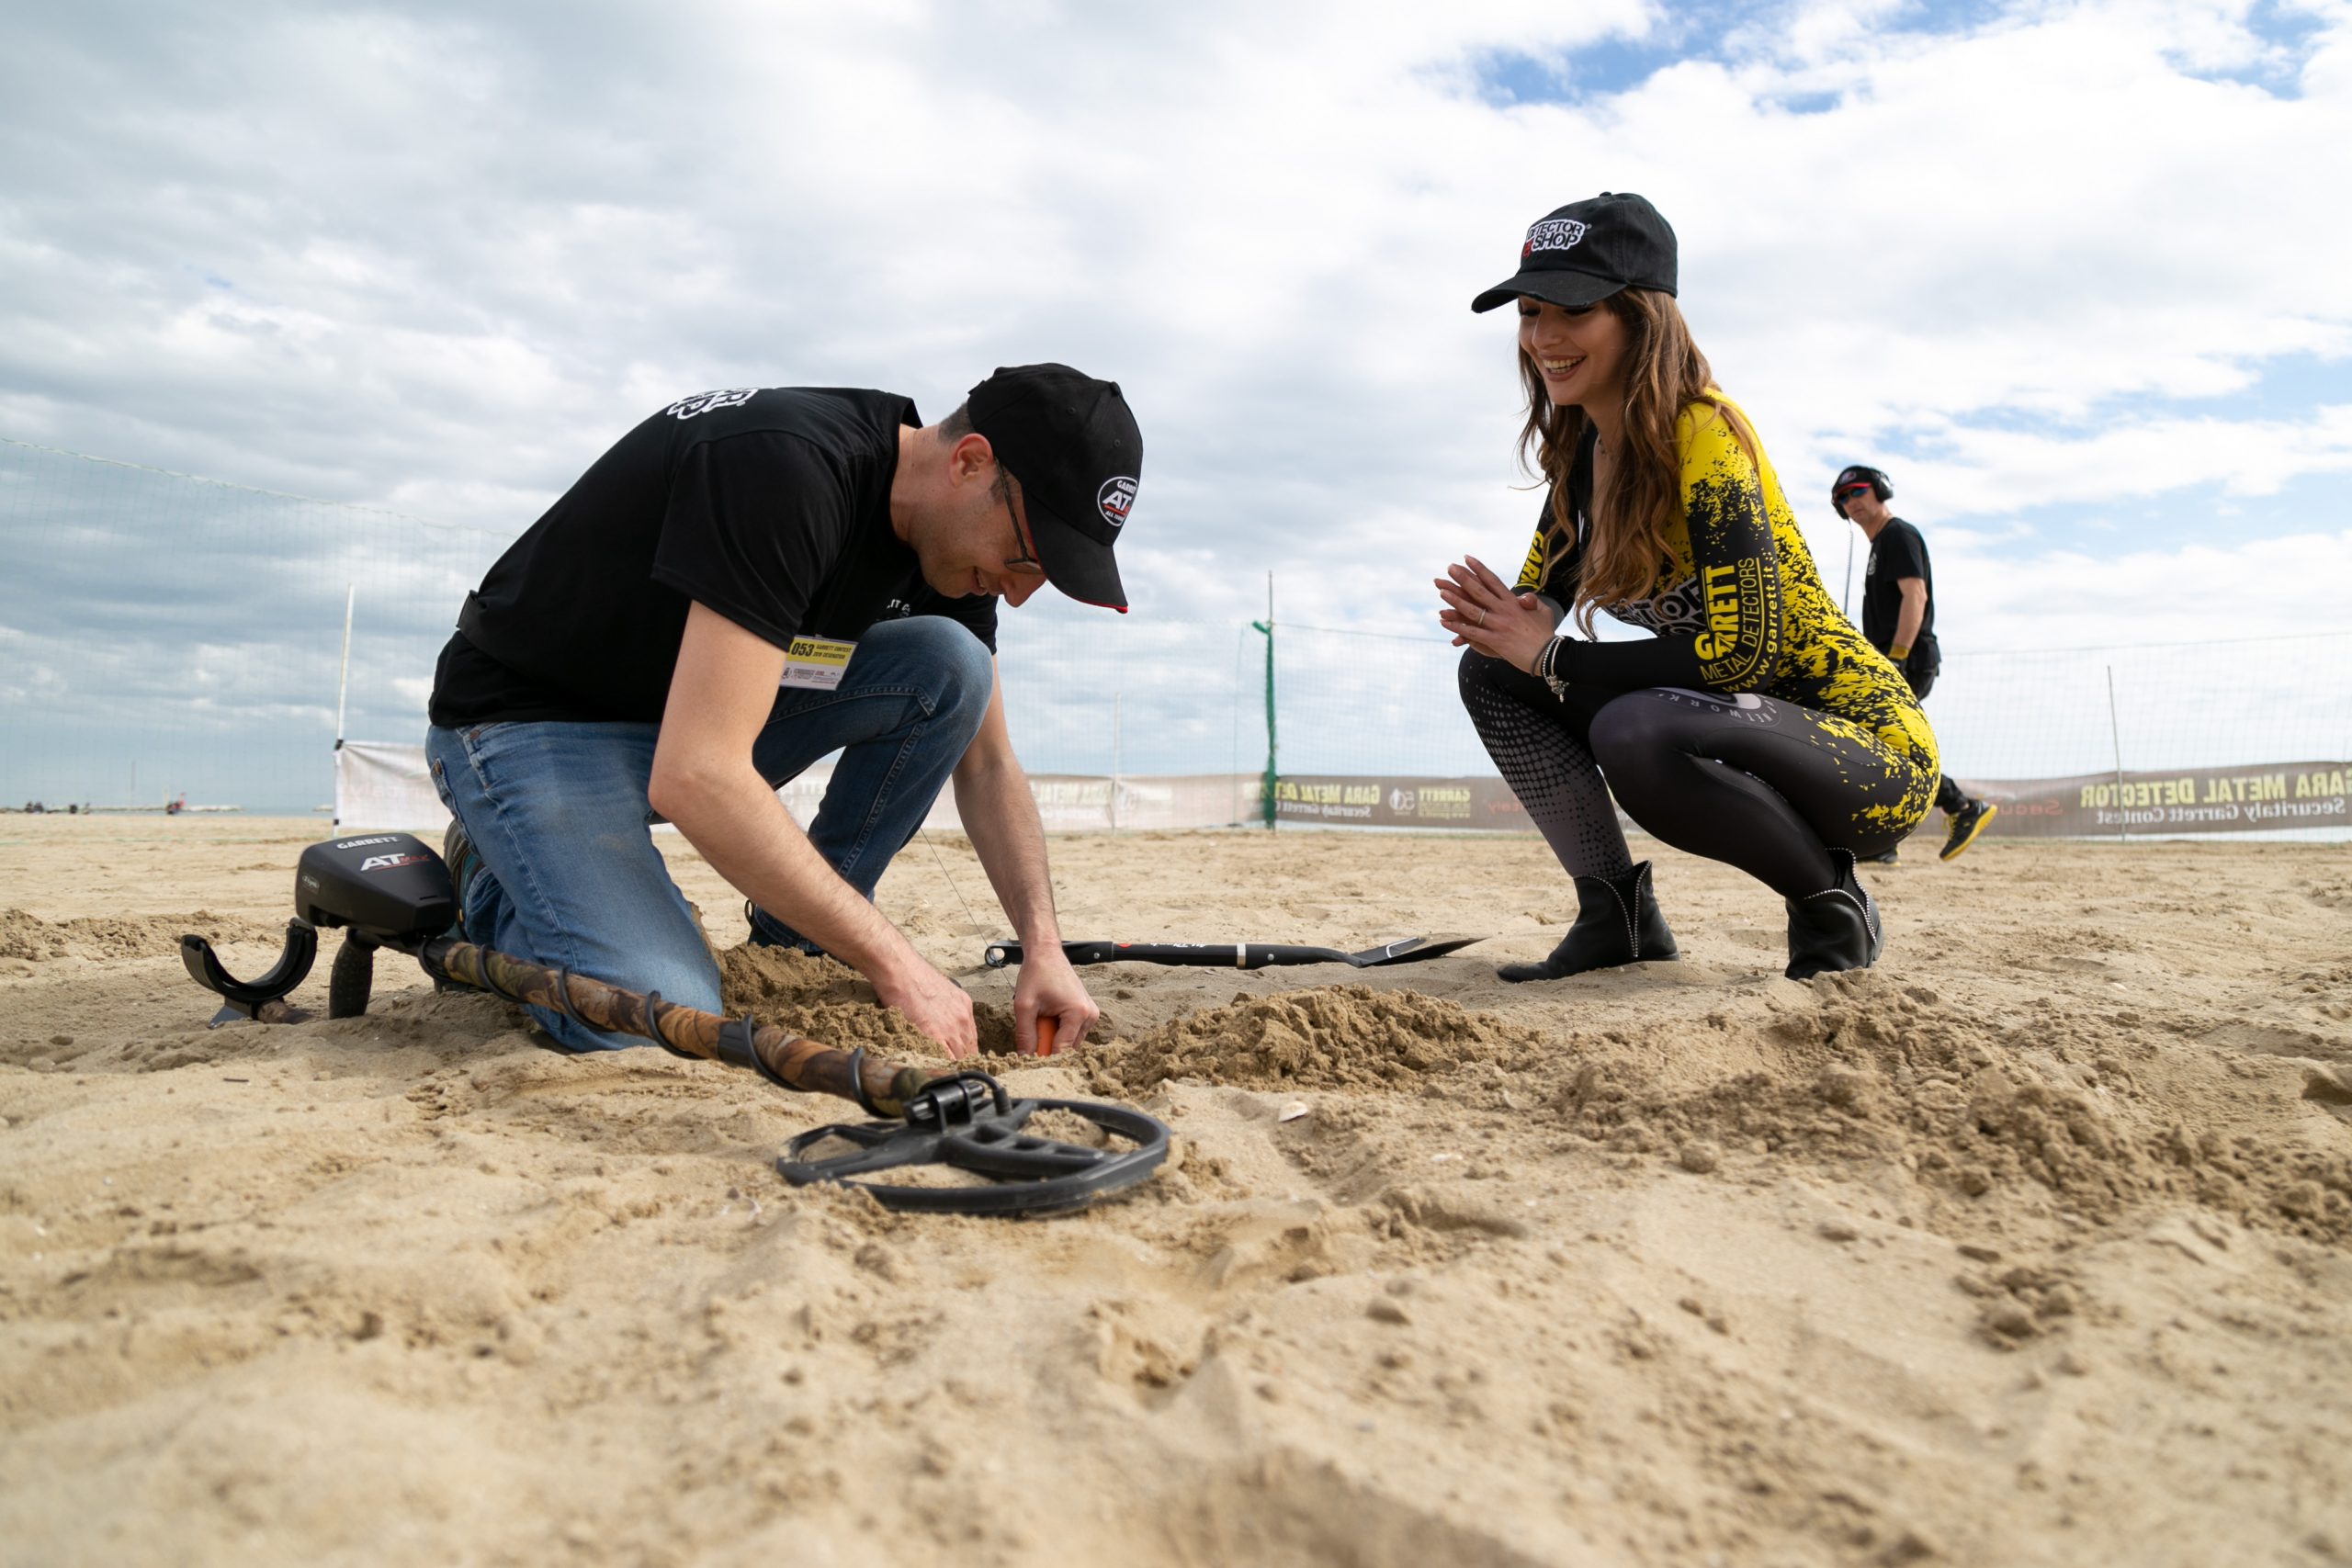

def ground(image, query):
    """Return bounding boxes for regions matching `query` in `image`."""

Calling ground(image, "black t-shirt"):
[1860,517,1937,663]
[429,387,998,727]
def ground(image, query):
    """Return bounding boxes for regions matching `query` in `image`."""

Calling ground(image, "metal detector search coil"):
[780,1072,1170,1217]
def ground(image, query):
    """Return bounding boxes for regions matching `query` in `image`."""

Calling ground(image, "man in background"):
[1834,464,1997,863]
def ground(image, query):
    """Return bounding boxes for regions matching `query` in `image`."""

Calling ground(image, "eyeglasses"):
[1001,483,1046,578]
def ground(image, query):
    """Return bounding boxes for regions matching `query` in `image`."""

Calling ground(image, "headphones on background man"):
[1830,464,1892,519]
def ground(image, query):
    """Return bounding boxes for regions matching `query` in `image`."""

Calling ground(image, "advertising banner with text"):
[1951,761,2351,837]
[1275,762,2349,837]
[1272,775,1536,829]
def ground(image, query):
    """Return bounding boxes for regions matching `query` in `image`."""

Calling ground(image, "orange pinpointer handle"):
[1035,1017,1057,1058]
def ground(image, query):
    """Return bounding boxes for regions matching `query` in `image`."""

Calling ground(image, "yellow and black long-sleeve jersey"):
[1518,393,1940,789]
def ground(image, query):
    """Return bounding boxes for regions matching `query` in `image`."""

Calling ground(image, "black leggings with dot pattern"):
[1459,650,1928,897]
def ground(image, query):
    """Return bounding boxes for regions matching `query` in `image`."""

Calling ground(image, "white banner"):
[333,741,1257,835]
[334,740,451,833]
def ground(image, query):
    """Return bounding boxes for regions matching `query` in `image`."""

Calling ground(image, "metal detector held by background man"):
[179,834,1168,1216]
[984,935,1484,971]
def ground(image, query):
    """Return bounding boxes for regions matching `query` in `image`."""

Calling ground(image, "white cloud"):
[1939,525,2352,650]
[0,0,2346,798]
[1898,402,2352,514]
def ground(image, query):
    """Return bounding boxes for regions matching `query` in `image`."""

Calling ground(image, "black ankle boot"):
[1499,861,1679,983]
[1784,849,1884,980]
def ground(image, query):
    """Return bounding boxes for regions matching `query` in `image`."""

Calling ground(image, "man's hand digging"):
[876,960,979,1059]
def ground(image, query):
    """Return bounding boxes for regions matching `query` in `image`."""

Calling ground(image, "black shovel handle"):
[986,940,1347,970]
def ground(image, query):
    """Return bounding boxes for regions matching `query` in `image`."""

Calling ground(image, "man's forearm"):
[954,755,1061,942]
[660,763,923,983]
[1891,582,1928,655]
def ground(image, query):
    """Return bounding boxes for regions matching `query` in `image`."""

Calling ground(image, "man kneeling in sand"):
[423,367,1142,1059]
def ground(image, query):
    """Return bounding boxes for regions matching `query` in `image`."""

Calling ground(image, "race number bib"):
[781,636,855,690]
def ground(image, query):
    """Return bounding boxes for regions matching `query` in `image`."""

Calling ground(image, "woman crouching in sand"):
[1437,192,1939,983]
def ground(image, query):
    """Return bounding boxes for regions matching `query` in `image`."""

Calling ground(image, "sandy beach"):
[3,813,2349,1566]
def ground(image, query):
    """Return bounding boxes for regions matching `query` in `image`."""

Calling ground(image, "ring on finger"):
[1476,607,1487,626]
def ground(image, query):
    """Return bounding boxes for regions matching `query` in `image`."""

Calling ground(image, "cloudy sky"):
[4,0,2348,804]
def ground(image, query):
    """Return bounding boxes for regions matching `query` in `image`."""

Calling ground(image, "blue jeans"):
[424,615,993,1052]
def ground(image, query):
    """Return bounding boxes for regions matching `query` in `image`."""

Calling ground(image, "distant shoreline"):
[0,806,332,817]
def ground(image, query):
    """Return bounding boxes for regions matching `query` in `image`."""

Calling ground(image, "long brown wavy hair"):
[1517,288,1756,636]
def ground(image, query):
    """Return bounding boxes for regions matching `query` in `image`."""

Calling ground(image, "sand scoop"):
[983,935,1484,971]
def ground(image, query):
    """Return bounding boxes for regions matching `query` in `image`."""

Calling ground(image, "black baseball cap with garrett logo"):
[967,364,1142,612]
[1470,192,1679,314]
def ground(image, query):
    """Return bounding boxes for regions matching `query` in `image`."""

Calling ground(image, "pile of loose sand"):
[0,908,275,965]
[1500,970,2352,1246]
[1088,984,1548,1093]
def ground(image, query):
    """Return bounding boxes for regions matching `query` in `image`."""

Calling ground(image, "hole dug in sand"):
[718,942,1042,1056]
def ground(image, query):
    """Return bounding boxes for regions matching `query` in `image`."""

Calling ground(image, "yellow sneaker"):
[1939,799,1997,862]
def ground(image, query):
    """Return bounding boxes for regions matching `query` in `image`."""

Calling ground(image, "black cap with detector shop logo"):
[967,364,1143,612]
[1470,192,1679,313]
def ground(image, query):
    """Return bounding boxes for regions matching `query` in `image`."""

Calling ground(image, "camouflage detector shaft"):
[186,832,953,1119]
[419,939,944,1117]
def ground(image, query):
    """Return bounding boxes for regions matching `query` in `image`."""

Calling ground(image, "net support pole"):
[1230,626,1245,825]
[2106,663,2127,843]
[334,584,355,750]
[1251,572,1276,829]
[333,584,355,829]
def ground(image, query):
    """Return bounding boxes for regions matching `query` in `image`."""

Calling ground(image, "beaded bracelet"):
[1540,637,1572,700]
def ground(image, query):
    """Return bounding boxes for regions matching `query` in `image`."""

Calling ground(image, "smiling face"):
[1518,295,1632,412]
[912,452,1048,607]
